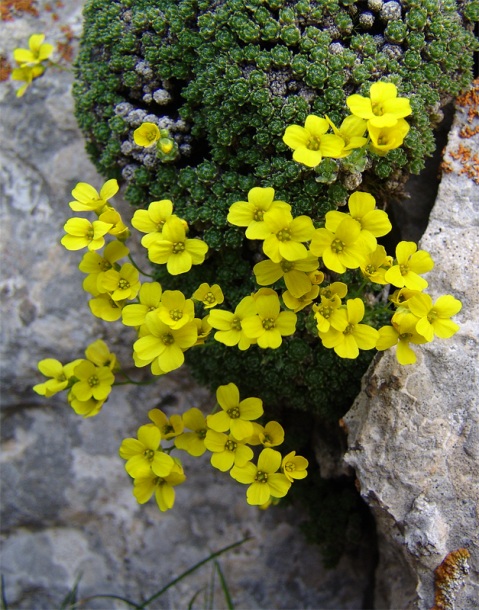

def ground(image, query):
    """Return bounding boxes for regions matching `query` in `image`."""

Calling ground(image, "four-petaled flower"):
[207,383,264,441]
[230,448,291,506]
[283,115,345,167]
[385,241,434,291]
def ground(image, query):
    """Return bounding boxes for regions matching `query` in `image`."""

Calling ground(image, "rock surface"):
[344,82,479,609]
[0,3,373,609]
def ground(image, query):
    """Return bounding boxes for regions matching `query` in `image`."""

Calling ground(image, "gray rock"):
[344,87,479,609]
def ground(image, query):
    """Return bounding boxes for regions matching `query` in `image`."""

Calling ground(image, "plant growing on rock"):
[22,0,476,559]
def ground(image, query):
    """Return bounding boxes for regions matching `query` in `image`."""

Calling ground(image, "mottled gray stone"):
[344,92,479,609]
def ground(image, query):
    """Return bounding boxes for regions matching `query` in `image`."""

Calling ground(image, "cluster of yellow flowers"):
[283,82,411,166]
[119,382,308,511]
[32,77,462,514]
[11,34,54,97]
[33,340,118,417]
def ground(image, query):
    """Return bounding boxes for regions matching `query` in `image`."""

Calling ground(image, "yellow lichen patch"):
[432,548,470,610]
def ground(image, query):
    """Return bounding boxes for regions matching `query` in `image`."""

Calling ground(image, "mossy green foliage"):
[74,0,477,415]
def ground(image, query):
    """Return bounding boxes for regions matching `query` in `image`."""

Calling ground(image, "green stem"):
[113,370,156,386]
[128,254,154,278]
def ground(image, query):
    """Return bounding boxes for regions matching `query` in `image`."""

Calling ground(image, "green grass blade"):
[187,586,205,610]
[214,560,234,610]
[59,572,83,610]
[76,593,143,609]
[139,536,251,609]
[0,575,8,610]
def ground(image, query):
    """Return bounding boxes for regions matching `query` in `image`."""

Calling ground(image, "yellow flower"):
[230,448,292,506]
[70,360,114,401]
[325,191,392,252]
[85,339,118,371]
[158,290,195,329]
[281,451,309,482]
[227,187,290,238]
[259,421,285,448]
[204,430,254,472]
[247,207,315,263]
[33,358,83,397]
[174,408,209,456]
[69,179,119,213]
[11,65,44,97]
[320,282,348,301]
[407,293,462,342]
[208,296,258,350]
[100,262,141,301]
[241,292,297,349]
[369,119,410,155]
[148,408,184,439]
[385,241,434,291]
[148,217,208,275]
[389,287,423,308]
[133,122,161,148]
[89,294,125,322]
[61,218,113,251]
[253,254,319,298]
[347,82,412,128]
[313,295,344,334]
[133,314,197,374]
[192,283,224,309]
[79,241,129,292]
[360,245,393,285]
[14,34,54,67]
[310,217,366,273]
[133,470,186,512]
[98,208,130,241]
[122,281,163,327]
[207,383,264,441]
[131,200,175,248]
[325,115,368,156]
[376,314,428,365]
[282,284,319,312]
[318,298,379,359]
[283,115,345,167]
[194,315,212,345]
[119,425,175,478]
[67,390,106,418]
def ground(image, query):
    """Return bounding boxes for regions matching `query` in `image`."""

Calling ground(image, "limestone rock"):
[344,83,479,609]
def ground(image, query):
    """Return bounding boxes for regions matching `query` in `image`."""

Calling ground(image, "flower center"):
[365,264,377,274]
[100,260,112,271]
[331,238,345,254]
[284,462,296,473]
[172,242,185,254]
[276,228,291,242]
[225,440,237,452]
[231,316,242,331]
[262,317,276,330]
[427,309,438,323]
[197,428,207,440]
[144,448,155,461]
[319,306,331,319]
[399,264,409,276]
[399,332,413,341]
[170,308,183,321]
[344,323,355,336]
[227,406,240,419]
[307,135,321,151]
[255,470,269,483]
[156,219,166,232]
[119,278,130,290]
[280,260,294,273]
[372,101,384,116]
[88,375,99,387]
[86,228,94,240]
[163,424,174,436]
[253,209,264,222]
[204,292,216,304]
[161,333,174,346]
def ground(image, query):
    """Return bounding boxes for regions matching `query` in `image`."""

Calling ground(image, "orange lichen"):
[0,0,39,21]
[456,78,479,125]
[57,25,75,64]
[443,143,479,185]
[0,55,12,82]
[431,548,470,610]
